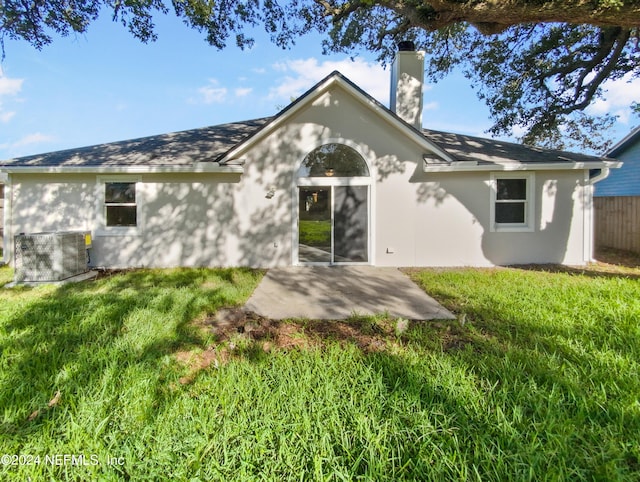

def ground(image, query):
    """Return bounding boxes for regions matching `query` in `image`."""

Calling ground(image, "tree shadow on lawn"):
[509,263,640,280]
[198,303,639,424]
[358,346,639,478]
[182,305,640,478]
[0,269,259,437]
[1,265,638,478]
[355,312,638,477]
[508,247,640,280]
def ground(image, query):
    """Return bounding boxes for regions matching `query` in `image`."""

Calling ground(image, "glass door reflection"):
[298,187,332,263]
[334,185,368,263]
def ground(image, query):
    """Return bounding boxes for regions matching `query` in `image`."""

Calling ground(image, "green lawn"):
[0,263,639,480]
[299,219,331,246]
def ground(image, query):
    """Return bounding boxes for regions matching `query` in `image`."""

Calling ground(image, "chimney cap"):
[397,41,415,52]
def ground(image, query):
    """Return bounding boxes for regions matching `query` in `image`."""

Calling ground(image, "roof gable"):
[217,71,455,164]
[607,126,640,158]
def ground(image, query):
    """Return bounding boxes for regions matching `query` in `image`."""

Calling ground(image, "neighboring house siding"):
[596,137,640,197]
[594,130,640,253]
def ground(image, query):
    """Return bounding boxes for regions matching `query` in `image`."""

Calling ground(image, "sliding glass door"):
[298,185,369,264]
[298,187,332,263]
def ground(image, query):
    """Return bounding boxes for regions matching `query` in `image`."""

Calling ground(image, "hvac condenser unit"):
[14,231,91,282]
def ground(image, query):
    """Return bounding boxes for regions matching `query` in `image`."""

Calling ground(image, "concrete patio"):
[244,266,455,321]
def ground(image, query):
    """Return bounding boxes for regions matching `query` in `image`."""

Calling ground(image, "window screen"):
[105,182,137,227]
[495,178,527,224]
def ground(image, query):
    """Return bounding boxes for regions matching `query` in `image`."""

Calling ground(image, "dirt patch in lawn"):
[175,308,401,383]
[206,308,390,353]
[174,346,232,385]
[594,247,640,270]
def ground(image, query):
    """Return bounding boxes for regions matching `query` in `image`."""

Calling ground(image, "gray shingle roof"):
[0,118,271,168]
[0,68,610,169]
[423,129,608,165]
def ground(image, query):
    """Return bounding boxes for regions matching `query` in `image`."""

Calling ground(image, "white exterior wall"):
[8,172,291,268]
[231,84,593,267]
[378,170,589,266]
[6,84,594,268]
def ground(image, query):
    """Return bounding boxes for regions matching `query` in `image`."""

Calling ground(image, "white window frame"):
[490,172,535,232]
[95,175,142,236]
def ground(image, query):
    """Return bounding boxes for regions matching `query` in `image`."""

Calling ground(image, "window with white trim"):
[105,182,137,226]
[96,176,141,235]
[490,173,535,232]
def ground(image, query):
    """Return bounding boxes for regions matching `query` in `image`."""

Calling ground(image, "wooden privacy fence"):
[594,196,640,253]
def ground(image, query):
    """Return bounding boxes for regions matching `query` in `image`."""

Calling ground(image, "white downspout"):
[590,167,611,185]
[585,168,611,263]
[2,174,12,266]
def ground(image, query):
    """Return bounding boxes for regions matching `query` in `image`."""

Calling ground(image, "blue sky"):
[0,13,638,160]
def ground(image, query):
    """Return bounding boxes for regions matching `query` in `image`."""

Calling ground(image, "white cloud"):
[0,69,24,124]
[195,80,254,104]
[268,57,391,105]
[197,79,228,104]
[423,101,439,112]
[235,87,253,97]
[11,132,55,148]
[0,73,23,96]
[0,111,16,123]
[587,72,640,124]
[510,124,528,139]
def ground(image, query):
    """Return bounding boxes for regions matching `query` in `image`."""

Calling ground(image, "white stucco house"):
[0,45,621,269]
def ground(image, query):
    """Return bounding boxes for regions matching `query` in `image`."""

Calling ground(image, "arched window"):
[299,144,369,178]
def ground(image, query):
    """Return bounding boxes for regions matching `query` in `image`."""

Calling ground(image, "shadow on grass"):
[399,267,640,477]
[94,266,260,290]
[506,247,640,280]
[1,265,638,479]
[195,306,640,479]
[508,263,640,280]
[0,268,261,436]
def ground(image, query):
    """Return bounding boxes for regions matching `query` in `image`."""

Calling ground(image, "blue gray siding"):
[596,138,640,196]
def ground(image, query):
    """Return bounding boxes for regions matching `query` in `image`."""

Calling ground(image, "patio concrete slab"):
[244,266,455,321]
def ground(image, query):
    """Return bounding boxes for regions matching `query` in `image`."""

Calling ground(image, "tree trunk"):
[335,1,640,33]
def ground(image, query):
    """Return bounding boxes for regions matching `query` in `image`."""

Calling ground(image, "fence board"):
[595,196,640,253]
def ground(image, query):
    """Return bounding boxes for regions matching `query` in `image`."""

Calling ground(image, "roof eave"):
[423,159,621,172]
[606,126,640,157]
[0,163,244,174]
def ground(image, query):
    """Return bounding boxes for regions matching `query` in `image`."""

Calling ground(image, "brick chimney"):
[390,41,425,130]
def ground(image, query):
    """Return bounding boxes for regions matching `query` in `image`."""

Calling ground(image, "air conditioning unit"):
[14,231,91,282]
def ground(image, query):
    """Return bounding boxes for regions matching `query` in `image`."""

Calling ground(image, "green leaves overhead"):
[1,0,639,150]
[317,3,640,150]
[448,24,636,150]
